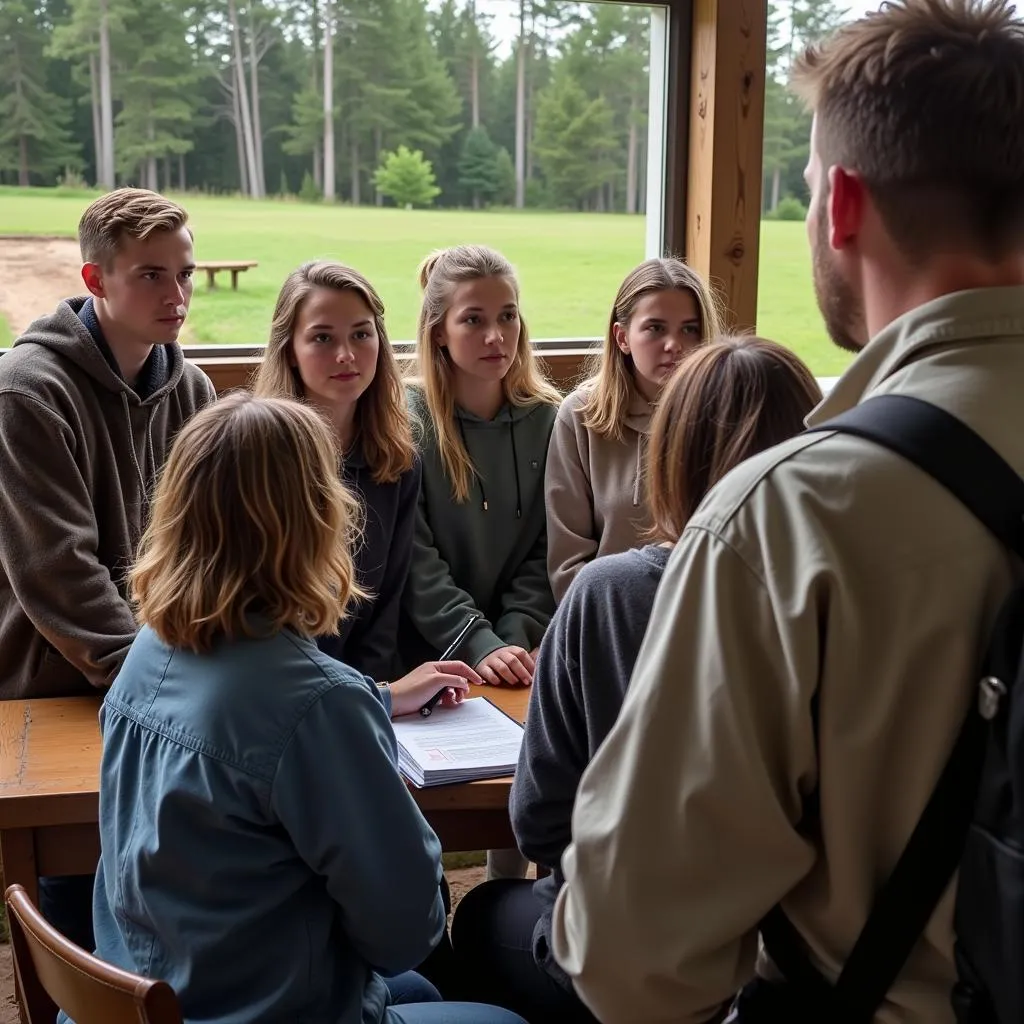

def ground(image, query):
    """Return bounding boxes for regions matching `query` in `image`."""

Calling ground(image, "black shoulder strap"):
[761,394,1024,1023]
[812,394,1024,557]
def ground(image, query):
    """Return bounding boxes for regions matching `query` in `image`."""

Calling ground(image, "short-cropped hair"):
[129,391,365,653]
[791,0,1024,262]
[78,187,191,267]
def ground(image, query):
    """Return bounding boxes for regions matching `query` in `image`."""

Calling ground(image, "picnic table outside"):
[195,260,258,290]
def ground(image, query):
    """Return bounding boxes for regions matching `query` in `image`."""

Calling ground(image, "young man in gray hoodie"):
[0,187,215,944]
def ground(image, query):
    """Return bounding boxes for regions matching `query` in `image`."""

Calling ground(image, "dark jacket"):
[318,446,421,681]
[510,544,670,983]
[0,297,215,699]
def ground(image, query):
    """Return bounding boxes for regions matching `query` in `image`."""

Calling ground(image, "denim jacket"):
[77,623,445,1024]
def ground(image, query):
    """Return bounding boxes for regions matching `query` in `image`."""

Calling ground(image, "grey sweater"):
[509,543,671,982]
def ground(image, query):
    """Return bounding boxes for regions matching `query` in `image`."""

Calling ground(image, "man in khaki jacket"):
[550,2,1024,1022]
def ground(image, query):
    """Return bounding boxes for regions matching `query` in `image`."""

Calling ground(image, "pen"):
[420,612,482,717]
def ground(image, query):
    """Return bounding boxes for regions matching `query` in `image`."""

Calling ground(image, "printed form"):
[392,697,524,787]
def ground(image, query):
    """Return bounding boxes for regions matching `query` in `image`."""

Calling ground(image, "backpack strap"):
[760,394,1024,1023]
[813,394,1024,557]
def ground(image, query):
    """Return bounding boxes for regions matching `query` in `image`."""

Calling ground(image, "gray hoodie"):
[545,384,654,603]
[0,297,215,699]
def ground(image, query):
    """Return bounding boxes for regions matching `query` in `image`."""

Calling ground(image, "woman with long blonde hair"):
[401,244,561,885]
[83,391,524,1024]
[401,244,561,689]
[451,336,822,1024]
[253,260,419,681]
[545,257,723,602]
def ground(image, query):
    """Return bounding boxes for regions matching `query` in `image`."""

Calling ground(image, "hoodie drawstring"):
[509,417,522,520]
[457,413,522,518]
[122,393,153,523]
[457,415,487,511]
[633,432,644,507]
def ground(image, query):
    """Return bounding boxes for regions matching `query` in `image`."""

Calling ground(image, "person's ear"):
[81,262,106,298]
[612,322,630,354]
[827,166,866,252]
[432,325,448,349]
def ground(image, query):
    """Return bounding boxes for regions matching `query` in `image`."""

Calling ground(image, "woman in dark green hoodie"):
[401,244,561,881]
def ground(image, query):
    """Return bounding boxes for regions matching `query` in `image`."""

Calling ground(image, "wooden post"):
[685,0,767,331]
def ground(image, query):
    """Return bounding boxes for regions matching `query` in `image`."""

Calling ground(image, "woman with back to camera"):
[452,336,823,1024]
[73,391,526,1024]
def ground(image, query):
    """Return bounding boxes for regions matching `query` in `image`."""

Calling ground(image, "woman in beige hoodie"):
[545,257,723,602]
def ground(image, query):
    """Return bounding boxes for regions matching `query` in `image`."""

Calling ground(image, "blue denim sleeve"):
[269,679,445,973]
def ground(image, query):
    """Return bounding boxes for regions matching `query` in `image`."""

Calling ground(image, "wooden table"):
[0,689,530,907]
[195,260,258,290]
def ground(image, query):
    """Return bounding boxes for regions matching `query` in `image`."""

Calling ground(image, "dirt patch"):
[0,236,83,338]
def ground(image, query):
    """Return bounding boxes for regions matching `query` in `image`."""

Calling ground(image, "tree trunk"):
[350,137,360,205]
[626,100,638,215]
[312,0,321,190]
[771,165,781,210]
[228,0,260,197]
[98,0,115,189]
[247,3,267,197]
[89,52,103,187]
[163,154,172,192]
[514,1,527,209]
[231,72,249,195]
[374,127,383,206]
[322,0,335,201]
[18,135,29,187]
[178,153,186,190]
[146,118,158,190]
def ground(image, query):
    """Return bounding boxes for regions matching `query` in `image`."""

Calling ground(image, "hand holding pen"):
[419,612,482,717]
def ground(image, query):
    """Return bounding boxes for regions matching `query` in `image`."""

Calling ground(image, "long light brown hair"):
[412,244,561,502]
[646,335,822,542]
[253,261,415,485]
[130,392,366,653]
[791,0,1024,261]
[580,257,724,442]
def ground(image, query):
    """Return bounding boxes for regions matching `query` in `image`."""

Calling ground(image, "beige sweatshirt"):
[551,285,1024,1023]
[545,385,654,603]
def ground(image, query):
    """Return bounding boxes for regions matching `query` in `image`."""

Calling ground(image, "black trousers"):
[450,879,597,1024]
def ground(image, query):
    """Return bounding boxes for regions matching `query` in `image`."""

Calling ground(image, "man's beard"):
[812,208,865,354]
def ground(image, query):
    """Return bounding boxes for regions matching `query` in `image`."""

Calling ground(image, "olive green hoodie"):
[0,298,215,700]
[400,386,557,669]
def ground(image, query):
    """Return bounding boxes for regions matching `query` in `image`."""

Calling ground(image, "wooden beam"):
[191,349,592,399]
[686,0,767,331]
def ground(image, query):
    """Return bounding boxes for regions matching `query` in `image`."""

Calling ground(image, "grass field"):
[0,187,852,376]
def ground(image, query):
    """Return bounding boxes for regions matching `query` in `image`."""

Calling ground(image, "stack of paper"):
[392,697,524,787]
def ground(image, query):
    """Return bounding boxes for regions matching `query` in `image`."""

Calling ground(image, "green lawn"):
[0,187,852,376]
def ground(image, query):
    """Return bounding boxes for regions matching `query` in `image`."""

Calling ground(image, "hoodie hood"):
[624,387,654,435]
[15,297,184,405]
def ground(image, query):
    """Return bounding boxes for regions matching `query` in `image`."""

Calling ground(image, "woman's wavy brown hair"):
[580,257,724,442]
[252,260,415,485]
[129,391,367,652]
[646,334,822,542]
[411,244,561,503]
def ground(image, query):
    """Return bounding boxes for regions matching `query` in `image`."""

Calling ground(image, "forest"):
[0,0,847,214]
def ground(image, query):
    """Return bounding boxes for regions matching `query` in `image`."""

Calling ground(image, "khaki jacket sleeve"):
[551,523,819,1023]
[545,403,596,604]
